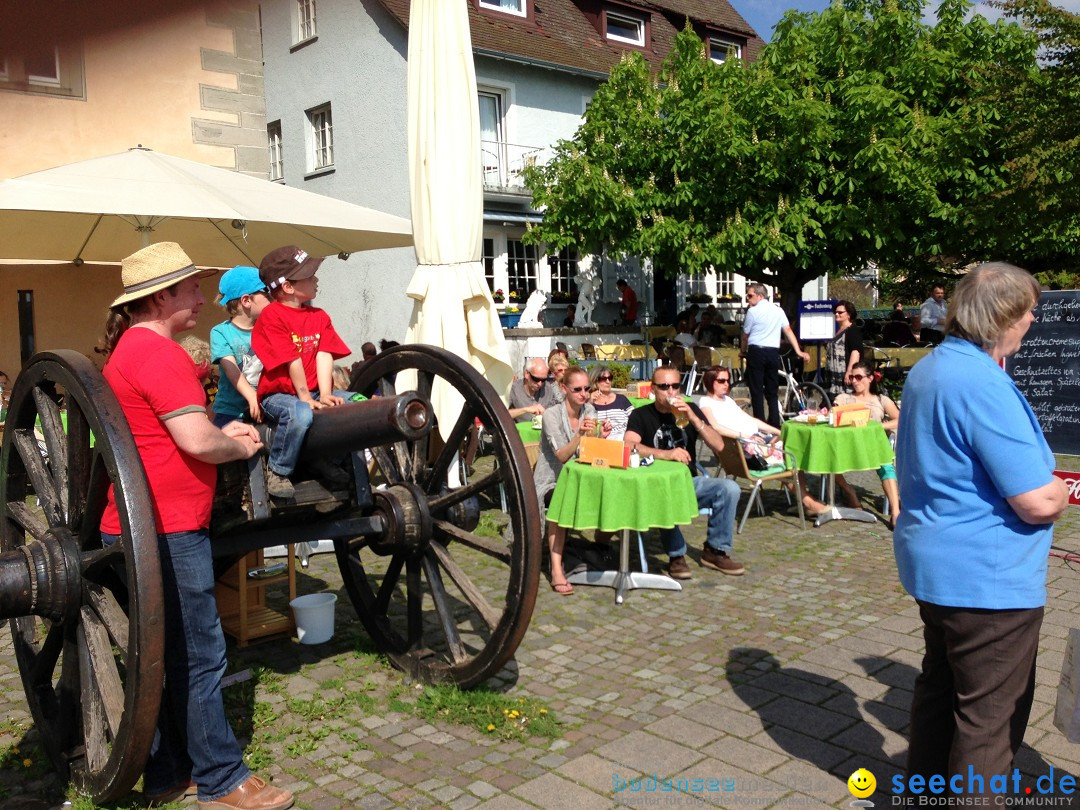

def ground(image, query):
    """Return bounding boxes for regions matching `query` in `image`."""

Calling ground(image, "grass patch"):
[403,685,561,741]
[474,512,506,539]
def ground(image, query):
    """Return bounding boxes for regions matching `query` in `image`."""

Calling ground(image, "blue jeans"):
[260,389,352,476]
[659,475,741,558]
[102,531,249,801]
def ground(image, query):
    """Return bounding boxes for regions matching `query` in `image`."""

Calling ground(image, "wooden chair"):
[665,345,696,391]
[715,440,805,533]
[580,343,597,360]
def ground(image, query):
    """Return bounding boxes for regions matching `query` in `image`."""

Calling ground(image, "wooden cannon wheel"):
[345,346,542,688]
[0,351,163,803]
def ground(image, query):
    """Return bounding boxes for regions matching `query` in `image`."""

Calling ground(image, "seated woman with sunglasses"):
[697,366,828,515]
[533,367,612,594]
[588,364,633,441]
[832,359,901,526]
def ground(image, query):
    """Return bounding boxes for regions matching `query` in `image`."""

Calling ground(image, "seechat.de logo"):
[849,768,877,807]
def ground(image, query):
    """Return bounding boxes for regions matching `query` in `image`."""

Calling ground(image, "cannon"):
[0,345,541,802]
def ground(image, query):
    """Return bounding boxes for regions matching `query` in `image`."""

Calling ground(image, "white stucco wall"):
[261,0,416,357]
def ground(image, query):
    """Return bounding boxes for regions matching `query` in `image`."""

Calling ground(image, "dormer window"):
[605,10,646,46]
[709,37,742,63]
[479,0,527,18]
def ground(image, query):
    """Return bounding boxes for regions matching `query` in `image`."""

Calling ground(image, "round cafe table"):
[515,421,541,467]
[780,420,894,527]
[546,459,699,603]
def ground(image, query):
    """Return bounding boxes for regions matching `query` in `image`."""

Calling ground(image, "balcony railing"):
[480,140,548,191]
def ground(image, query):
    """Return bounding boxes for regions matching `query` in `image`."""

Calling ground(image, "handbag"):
[745,454,770,471]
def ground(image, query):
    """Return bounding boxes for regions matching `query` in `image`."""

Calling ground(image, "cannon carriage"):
[0,344,541,802]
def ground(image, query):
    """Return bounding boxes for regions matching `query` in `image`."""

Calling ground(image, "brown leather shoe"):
[198,775,293,810]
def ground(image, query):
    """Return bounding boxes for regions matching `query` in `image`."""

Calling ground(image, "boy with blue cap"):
[210,265,272,428]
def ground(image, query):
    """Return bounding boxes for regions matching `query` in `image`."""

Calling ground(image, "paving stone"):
[511,771,611,808]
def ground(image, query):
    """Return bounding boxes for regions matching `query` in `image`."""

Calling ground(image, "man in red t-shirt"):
[100,242,292,810]
[252,245,351,498]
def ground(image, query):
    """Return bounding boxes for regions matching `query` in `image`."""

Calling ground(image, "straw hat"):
[111,242,214,307]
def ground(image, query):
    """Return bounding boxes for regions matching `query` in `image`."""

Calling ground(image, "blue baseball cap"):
[217,265,266,306]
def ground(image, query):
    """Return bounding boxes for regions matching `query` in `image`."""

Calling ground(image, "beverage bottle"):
[629,447,641,468]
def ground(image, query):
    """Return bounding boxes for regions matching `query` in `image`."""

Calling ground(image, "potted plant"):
[550,289,575,304]
[687,293,713,304]
[491,288,505,303]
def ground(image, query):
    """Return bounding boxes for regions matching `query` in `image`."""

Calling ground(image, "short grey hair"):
[524,357,548,376]
[945,262,1041,350]
[747,283,769,298]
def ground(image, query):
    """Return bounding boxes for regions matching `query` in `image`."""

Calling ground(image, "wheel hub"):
[370,483,433,556]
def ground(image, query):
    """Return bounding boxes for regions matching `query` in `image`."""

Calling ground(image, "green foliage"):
[526,0,1062,315]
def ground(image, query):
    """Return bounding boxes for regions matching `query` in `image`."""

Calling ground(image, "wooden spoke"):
[405,557,423,649]
[27,620,64,687]
[77,624,110,772]
[392,440,413,484]
[431,519,511,564]
[32,388,69,515]
[426,470,500,513]
[422,406,475,492]
[6,500,49,542]
[80,542,125,575]
[375,554,405,615]
[77,452,110,547]
[64,406,93,528]
[12,429,62,527]
[80,606,125,738]
[85,583,129,657]
[428,542,501,630]
[369,446,402,484]
[421,554,467,664]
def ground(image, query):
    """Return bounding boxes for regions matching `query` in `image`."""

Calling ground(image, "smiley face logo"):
[848,768,876,799]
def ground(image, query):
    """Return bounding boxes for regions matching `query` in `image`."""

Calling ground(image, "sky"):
[741,0,1080,43]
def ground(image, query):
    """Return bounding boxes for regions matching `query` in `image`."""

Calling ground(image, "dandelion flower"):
[487,724,496,731]
[539,709,548,714]
[22,758,32,768]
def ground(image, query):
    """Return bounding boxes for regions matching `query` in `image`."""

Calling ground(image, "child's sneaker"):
[266,470,295,499]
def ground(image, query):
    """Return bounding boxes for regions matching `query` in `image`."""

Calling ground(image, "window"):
[267,121,283,181]
[17,290,35,365]
[0,43,84,99]
[549,247,578,295]
[506,239,537,295]
[306,104,333,172]
[479,0,526,17]
[478,90,505,186]
[297,0,317,41]
[716,269,735,297]
[483,238,496,292]
[605,11,645,46]
[709,38,742,64]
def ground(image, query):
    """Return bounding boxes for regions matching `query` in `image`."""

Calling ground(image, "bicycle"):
[777,353,830,420]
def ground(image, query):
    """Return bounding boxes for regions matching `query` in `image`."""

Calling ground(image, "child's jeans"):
[260,390,351,476]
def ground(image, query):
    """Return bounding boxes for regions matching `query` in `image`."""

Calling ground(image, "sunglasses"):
[597,374,613,381]
[714,378,731,384]
[849,374,871,381]
[654,382,680,390]
[566,385,589,393]
[527,373,547,383]
[834,310,847,315]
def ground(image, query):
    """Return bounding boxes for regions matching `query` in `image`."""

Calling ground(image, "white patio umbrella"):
[402,0,513,440]
[0,147,413,267]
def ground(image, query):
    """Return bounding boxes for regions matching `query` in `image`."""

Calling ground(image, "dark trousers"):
[746,345,781,428]
[907,601,1042,789]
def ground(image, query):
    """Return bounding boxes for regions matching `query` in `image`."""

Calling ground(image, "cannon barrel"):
[294,392,434,461]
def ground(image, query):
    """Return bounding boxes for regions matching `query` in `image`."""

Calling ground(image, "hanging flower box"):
[499,311,522,328]
[491,288,505,303]
[686,293,713,304]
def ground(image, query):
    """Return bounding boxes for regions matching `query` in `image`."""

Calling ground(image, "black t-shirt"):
[626,402,706,471]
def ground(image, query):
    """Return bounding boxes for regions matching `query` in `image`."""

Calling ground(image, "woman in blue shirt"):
[895,263,1068,790]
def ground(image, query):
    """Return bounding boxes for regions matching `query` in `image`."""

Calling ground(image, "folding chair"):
[715,440,805,533]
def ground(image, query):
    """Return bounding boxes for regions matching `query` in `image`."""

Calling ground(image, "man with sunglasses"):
[625,367,744,579]
[741,283,810,428]
[508,357,559,422]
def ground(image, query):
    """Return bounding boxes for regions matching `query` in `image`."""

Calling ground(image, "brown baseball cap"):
[258,245,324,290]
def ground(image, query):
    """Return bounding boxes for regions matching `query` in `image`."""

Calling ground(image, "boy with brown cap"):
[252,245,352,497]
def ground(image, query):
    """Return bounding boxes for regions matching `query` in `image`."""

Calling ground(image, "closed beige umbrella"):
[402,0,513,439]
[0,147,412,266]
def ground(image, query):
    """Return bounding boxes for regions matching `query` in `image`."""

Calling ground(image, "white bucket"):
[290,592,337,644]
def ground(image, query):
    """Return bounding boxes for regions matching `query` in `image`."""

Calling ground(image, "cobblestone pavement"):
[1,469,1078,809]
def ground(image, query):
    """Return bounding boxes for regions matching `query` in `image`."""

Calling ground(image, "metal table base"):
[566,529,682,604]
[813,474,881,527]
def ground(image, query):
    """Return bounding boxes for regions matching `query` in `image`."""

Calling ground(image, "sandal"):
[551,581,574,595]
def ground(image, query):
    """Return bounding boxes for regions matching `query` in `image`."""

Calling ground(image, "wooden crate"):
[215,547,296,647]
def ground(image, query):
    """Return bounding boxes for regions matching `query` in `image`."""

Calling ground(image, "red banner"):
[1053,470,1080,506]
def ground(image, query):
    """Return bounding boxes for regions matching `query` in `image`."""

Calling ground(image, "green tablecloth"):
[546,459,699,532]
[516,421,541,444]
[780,421,893,475]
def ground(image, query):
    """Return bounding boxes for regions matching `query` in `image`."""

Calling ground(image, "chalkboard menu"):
[1006,290,1080,456]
